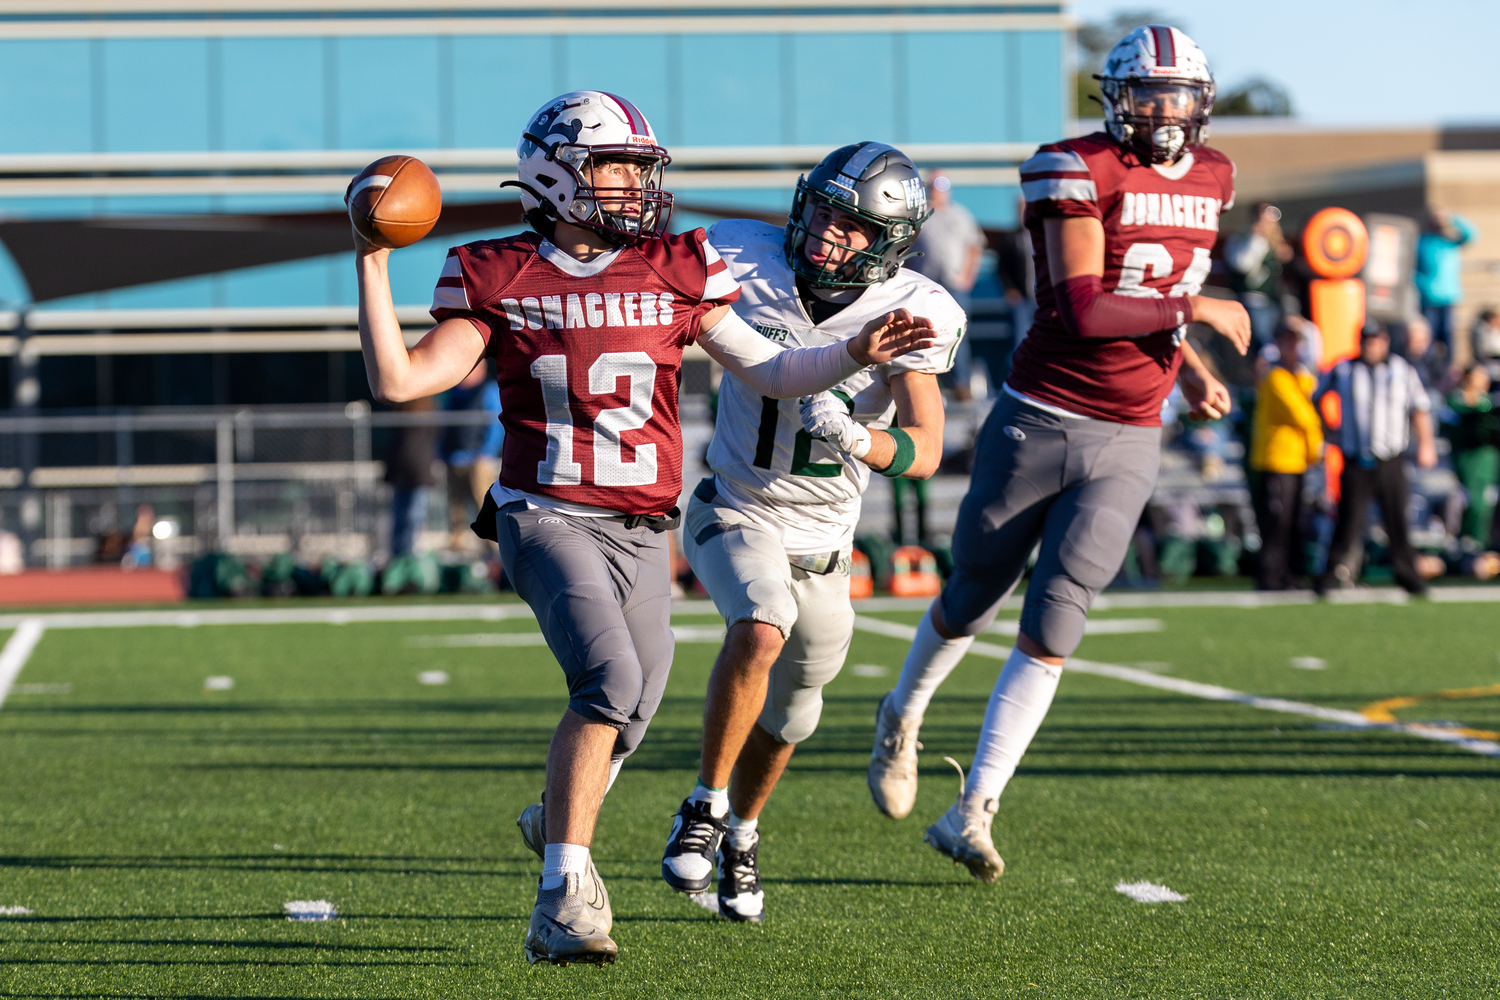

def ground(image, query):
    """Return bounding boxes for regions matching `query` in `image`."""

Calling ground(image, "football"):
[346,154,442,249]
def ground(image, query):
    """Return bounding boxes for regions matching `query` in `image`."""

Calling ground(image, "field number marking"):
[1360,682,1500,742]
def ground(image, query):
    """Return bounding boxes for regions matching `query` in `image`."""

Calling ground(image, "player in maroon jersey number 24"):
[868,27,1251,881]
[351,91,934,965]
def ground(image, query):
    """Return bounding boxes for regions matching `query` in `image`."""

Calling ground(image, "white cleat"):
[524,872,617,966]
[516,800,612,934]
[922,758,1004,883]
[868,692,923,819]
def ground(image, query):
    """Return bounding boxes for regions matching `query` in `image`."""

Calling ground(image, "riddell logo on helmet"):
[627,134,654,145]
[499,292,678,331]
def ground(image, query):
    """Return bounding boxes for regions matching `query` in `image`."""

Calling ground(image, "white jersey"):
[705,218,966,554]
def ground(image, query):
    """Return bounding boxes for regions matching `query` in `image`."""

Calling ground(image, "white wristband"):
[849,425,873,460]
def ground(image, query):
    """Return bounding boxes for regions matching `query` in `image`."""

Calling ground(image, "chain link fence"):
[0,403,509,569]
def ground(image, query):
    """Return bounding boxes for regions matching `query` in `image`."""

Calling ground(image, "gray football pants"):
[939,392,1161,657]
[496,502,674,759]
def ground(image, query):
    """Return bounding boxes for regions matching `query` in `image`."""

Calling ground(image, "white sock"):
[965,648,1063,803]
[727,811,758,850]
[540,842,590,891]
[603,757,624,798]
[688,781,729,818]
[889,605,976,722]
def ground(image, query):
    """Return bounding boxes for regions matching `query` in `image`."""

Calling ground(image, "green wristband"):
[879,427,917,478]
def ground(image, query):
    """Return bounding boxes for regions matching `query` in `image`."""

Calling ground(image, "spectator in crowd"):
[1401,314,1448,391]
[1224,202,1293,348]
[1314,322,1438,595]
[1471,307,1500,381]
[995,193,1036,372]
[440,360,503,550]
[1249,322,1323,590]
[385,396,439,557]
[1254,312,1324,383]
[1415,210,1477,355]
[123,503,155,568]
[1442,364,1500,549]
[906,171,985,399]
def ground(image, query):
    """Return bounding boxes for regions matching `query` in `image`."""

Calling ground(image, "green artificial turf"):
[0,599,1497,998]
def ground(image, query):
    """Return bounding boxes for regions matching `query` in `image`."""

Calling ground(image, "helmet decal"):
[520,99,586,158]
[900,176,928,214]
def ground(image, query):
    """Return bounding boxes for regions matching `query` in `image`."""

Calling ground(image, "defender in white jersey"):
[659,143,965,921]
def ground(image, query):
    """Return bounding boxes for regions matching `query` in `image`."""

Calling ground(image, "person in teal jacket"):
[1416,210,1477,356]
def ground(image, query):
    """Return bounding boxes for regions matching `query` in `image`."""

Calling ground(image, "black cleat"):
[661,798,727,893]
[716,831,766,923]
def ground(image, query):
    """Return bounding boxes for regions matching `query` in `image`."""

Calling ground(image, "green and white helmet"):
[784,142,932,288]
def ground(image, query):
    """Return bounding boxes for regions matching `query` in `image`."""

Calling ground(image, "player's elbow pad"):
[1055,274,1193,340]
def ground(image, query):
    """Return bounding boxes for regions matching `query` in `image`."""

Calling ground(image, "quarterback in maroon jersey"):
[352,91,932,965]
[869,27,1251,880]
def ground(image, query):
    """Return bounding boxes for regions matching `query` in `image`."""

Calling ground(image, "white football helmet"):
[505,90,673,245]
[1097,25,1215,164]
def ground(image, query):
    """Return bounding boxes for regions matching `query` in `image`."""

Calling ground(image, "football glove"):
[799,392,872,459]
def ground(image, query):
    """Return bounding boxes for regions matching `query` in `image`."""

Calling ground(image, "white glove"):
[799,392,872,459]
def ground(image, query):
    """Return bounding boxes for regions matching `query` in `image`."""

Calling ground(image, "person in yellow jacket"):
[1250,321,1324,590]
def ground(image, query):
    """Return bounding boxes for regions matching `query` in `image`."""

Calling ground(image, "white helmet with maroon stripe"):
[1097,25,1215,165]
[505,90,673,245]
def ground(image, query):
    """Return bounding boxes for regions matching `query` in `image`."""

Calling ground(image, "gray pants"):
[496,502,675,759]
[940,392,1160,657]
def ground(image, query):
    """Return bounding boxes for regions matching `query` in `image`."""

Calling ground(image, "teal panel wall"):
[222,38,326,151]
[0,41,93,153]
[102,39,211,153]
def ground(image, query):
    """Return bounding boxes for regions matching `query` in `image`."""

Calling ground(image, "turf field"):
[0,596,1498,998]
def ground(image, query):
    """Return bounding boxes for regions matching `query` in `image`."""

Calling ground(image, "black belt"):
[471,492,681,541]
[617,508,681,532]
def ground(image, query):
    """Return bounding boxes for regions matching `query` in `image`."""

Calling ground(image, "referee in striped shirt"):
[1314,322,1438,595]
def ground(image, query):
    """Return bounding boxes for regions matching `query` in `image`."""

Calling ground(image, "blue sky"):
[1069,1,1500,126]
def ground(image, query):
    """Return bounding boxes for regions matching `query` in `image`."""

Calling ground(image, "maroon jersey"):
[1008,133,1236,425]
[431,230,740,515]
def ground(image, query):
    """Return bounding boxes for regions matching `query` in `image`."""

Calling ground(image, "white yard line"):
[0,604,538,631]
[851,615,1500,760]
[0,585,1493,632]
[0,619,46,709]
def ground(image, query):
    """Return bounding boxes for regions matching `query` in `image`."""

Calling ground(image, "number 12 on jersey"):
[751,392,854,479]
[531,351,660,487]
